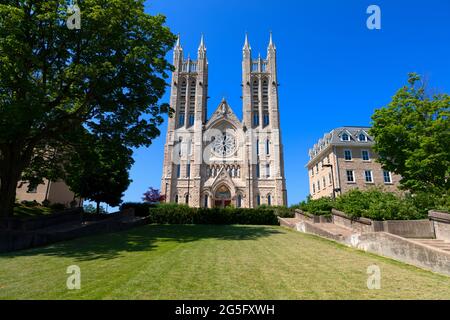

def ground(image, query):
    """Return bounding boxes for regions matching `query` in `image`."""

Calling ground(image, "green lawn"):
[13,204,53,218]
[1,225,450,300]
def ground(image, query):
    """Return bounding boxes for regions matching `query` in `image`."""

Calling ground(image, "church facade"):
[161,34,287,208]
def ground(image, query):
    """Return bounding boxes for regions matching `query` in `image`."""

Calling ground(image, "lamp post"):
[323,164,337,200]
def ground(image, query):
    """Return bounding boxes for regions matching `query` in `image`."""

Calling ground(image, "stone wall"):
[429,211,450,241]
[0,208,83,231]
[332,209,374,233]
[294,210,332,223]
[381,220,434,239]
[0,209,140,253]
[353,232,450,276]
[332,209,435,239]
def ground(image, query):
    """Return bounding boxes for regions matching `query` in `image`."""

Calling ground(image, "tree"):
[370,73,450,193]
[65,134,134,214]
[142,187,165,204]
[0,1,176,217]
[84,204,107,215]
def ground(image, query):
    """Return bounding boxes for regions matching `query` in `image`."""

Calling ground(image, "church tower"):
[242,33,287,207]
[161,35,208,205]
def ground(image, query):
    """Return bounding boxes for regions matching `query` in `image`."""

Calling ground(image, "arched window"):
[175,195,179,204]
[188,80,196,127]
[176,164,181,178]
[256,194,261,206]
[204,194,209,208]
[215,185,231,200]
[252,79,259,127]
[267,194,272,206]
[266,139,270,155]
[185,194,189,205]
[262,79,269,126]
[187,139,192,156]
[237,194,242,208]
[256,139,260,156]
[179,81,187,127]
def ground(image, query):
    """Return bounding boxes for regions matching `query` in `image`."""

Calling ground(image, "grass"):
[0,224,450,300]
[13,204,53,218]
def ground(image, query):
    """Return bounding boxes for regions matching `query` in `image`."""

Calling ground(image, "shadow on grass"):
[1,225,283,262]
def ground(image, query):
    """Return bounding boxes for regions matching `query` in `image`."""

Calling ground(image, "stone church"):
[161,34,287,208]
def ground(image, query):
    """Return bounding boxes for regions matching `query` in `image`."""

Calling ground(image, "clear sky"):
[119,0,450,208]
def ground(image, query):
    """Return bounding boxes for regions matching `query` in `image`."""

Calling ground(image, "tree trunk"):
[0,145,29,220]
[0,173,19,219]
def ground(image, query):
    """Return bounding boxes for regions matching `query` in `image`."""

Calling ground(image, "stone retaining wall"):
[429,211,450,241]
[332,209,375,233]
[353,232,450,276]
[294,210,332,223]
[381,219,435,239]
[332,209,435,239]
[0,209,140,253]
[0,208,83,231]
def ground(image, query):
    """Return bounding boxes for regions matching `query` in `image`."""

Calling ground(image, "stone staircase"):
[412,239,450,252]
[278,212,450,277]
[314,223,353,238]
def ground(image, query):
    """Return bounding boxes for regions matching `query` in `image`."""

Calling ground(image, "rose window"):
[212,132,236,157]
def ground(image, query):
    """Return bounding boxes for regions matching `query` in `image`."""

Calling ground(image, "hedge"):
[293,188,450,221]
[143,204,292,225]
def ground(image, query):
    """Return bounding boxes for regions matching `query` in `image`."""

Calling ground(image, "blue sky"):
[119,0,450,208]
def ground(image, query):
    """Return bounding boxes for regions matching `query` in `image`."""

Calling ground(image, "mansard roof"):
[205,99,243,130]
[307,126,374,163]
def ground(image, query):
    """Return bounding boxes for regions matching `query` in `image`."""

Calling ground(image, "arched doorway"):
[214,185,232,208]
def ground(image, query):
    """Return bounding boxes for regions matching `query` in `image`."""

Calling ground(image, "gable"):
[206,99,242,130]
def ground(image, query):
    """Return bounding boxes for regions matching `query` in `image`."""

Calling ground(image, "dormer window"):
[358,133,367,142]
[341,133,350,141]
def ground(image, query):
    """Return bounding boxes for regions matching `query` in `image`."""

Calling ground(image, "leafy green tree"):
[83,204,107,215]
[66,135,134,214]
[370,73,450,193]
[0,0,176,217]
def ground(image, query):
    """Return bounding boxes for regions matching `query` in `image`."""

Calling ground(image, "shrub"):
[294,188,449,221]
[293,196,334,216]
[49,203,66,212]
[334,189,426,221]
[20,200,39,207]
[147,204,280,225]
[120,202,157,217]
[271,206,295,218]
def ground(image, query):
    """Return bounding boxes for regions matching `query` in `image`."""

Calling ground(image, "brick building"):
[307,126,401,199]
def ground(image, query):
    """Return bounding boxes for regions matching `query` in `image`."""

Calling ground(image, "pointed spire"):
[268,31,276,50]
[174,34,182,50]
[243,33,251,51]
[198,34,206,51]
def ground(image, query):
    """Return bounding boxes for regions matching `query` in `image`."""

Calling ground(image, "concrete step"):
[314,223,353,238]
[413,239,450,251]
